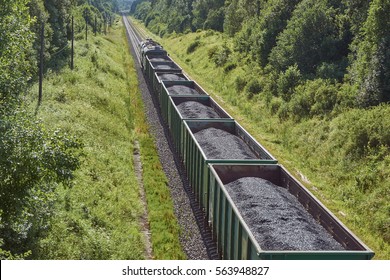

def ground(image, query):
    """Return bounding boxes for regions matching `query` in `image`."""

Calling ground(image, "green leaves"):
[132,0,226,34]
[269,0,347,75]
[0,109,82,256]
[349,0,390,107]
[0,0,34,100]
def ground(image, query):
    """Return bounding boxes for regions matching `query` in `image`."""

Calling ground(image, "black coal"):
[225,177,345,251]
[167,85,201,95]
[177,101,220,119]
[194,128,258,159]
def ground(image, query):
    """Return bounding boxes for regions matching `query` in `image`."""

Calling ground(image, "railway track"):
[123,16,142,63]
[122,15,220,260]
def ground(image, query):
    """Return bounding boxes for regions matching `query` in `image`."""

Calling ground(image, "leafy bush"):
[334,83,358,111]
[269,97,283,115]
[204,29,215,37]
[224,62,237,73]
[0,108,82,255]
[207,45,219,59]
[209,46,232,67]
[277,64,302,101]
[288,89,312,121]
[235,75,247,92]
[245,78,262,98]
[329,105,390,159]
[277,101,290,120]
[316,59,348,81]
[286,79,339,121]
[187,40,200,54]
[309,80,339,116]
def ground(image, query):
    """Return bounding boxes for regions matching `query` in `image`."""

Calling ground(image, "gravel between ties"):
[225,177,345,251]
[194,127,258,159]
[177,101,221,119]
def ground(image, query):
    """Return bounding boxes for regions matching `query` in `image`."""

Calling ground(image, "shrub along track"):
[123,15,219,260]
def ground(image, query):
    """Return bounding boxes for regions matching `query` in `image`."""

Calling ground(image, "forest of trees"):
[131,0,390,109]
[0,0,118,259]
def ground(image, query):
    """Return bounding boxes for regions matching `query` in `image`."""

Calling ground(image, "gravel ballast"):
[194,127,258,159]
[158,73,187,81]
[224,177,345,251]
[167,85,201,95]
[177,101,221,119]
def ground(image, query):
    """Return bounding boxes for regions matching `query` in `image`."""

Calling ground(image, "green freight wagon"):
[140,40,167,71]
[153,72,189,100]
[182,119,277,212]
[147,60,181,90]
[207,164,375,260]
[160,81,209,124]
[168,96,233,155]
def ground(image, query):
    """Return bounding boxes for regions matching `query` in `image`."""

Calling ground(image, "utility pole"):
[38,21,44,105]
[85,16,88,41]
[103,13,107,35]
[71,15,74,70]
[70,16,74,70]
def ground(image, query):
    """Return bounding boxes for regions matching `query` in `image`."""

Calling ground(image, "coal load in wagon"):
[177,101,220,119]
[149,57,170,62]
[167,85,200,95]
[194,128,257,159]
[225,177,345,251]
[159,73,187,81]
[155,64,176,70]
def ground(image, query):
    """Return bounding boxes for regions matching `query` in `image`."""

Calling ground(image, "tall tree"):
[0,0,34,101]
[44,0,72,52]
[233,0,300,66]
[269,0,350,76]
[224,0,245,36]
[350,0,390,106]
[193,0,225,31]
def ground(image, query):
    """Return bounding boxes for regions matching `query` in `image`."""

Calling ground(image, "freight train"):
[132,28,374,260]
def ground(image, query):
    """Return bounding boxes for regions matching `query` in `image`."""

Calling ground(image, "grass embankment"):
[132,19,389,259]
[27,18,185,259]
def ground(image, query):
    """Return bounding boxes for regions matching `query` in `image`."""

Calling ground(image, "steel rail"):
[122,15,143,64]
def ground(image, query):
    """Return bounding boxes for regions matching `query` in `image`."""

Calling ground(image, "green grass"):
[132,19,390,260]
[25,18,185,259]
